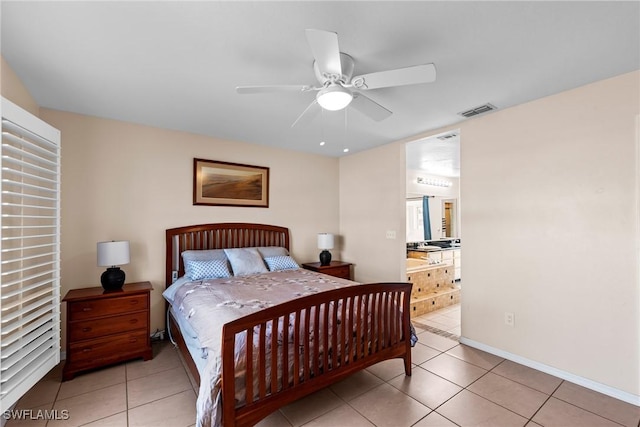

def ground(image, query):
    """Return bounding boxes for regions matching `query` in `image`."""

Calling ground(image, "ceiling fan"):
[236,29,437,127]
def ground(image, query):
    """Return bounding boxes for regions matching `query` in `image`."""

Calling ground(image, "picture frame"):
[193,158,269,207]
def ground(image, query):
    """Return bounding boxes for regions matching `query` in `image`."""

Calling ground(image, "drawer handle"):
[82,327,92,332]
[82,307,92,312]
[129,319,138,324]
[130,300,139,305]
[82,347,93,353]
[129,338,137,343]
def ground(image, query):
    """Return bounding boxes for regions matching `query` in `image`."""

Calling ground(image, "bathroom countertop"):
[408,246,460,252]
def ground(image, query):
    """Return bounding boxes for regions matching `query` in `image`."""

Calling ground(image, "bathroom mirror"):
[406,197,459,242]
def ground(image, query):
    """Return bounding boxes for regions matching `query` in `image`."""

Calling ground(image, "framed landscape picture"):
[193,158,269,207]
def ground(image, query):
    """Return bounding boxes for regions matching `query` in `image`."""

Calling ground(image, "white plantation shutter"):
[0,98,61,412]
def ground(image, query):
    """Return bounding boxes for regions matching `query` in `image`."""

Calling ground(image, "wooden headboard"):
[165,223,290,288]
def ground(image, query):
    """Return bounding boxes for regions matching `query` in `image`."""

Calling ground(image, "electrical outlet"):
[504,312,515,327]
[385,230,396,239]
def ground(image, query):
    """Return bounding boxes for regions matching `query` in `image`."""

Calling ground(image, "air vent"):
[437,132,458,141]
[458,103,497,118]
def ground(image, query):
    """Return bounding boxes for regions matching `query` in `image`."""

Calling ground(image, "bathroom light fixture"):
[417,177,452,187]
[97,240,130,291]
[316,84,353,111]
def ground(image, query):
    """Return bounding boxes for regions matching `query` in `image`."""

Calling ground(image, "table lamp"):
[97,240,130,291]
[317,233,334,266]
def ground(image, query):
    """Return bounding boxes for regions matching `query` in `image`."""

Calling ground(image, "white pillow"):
[224,248,268,276]
[256,246,289,258]
[264,255,299,271]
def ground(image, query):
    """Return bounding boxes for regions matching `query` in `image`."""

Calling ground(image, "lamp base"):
[319,250,332,266]
[101,267,125,291]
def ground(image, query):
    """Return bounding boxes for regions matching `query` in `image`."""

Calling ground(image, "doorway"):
[405,130,461,338]
[442,199,457,238]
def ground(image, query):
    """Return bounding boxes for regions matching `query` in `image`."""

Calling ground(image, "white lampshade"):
[97,241,130,267]
[316,85,353,111]
[317,233,334,250]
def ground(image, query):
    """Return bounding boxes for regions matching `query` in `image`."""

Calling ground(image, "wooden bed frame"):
[165,223,412,427]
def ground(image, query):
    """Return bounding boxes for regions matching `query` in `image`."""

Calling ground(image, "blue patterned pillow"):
[264,255,300,272]
[185,259,231,280]
[182,249,228,278]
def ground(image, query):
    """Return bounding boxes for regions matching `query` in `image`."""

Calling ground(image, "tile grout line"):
[464,357,551,424]
[125,362,130,427]
[44,373,63,427]
[410,342,542,425]
[384,344,466,427]
[340,382,416,427]
[487,359,561,397]
[526,379,563,425]
[400,310,462,426]
[542,382,632,427]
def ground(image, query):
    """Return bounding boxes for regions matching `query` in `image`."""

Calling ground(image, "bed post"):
[403,287,412,376]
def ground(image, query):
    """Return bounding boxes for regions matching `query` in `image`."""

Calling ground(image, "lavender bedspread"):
[172,269,356,427]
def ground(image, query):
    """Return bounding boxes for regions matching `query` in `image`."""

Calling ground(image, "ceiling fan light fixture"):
[316,85,353,111]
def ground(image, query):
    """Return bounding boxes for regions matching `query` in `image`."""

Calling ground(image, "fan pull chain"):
[343,109,349,153]
[320,108,326,146]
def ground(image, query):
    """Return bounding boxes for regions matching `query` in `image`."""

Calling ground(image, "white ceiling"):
[406,131,460,178]
[2,1,639,165]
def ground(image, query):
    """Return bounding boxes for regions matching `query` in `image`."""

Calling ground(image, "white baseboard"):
[460,337,640,407]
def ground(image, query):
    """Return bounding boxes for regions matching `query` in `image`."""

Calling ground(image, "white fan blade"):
[352,63,436,90]
[236,85,312,94]
[350,93,392,122]
[291,100,320,128]
[305,29,342,77]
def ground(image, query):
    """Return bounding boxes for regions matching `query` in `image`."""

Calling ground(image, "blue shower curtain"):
[422,196,432,240]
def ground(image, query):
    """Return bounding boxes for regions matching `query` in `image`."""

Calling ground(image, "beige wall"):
[339,141,407,283]
[340,71,639,401]
[1,56,39,116]
[38,110,340,345]
[459,70,639,398]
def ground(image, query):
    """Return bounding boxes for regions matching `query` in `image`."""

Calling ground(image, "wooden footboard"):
[221,282,412,427]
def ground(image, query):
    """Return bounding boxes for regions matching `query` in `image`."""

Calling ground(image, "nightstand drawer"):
[68,330,148,364]
[69,294,148,321]
[301,261,353,280]
[327,265,350,279]
[69,311,148,341]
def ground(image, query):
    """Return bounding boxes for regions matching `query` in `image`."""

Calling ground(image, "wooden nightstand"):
[302,261,353,280]
[62,281,153,381]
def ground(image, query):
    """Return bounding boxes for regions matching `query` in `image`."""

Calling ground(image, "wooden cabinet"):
[63,282,153,380]
[301,261,353,280]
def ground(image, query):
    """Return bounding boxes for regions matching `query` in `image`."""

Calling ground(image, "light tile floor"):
[411,303,462,339]
[7,304,640,427]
